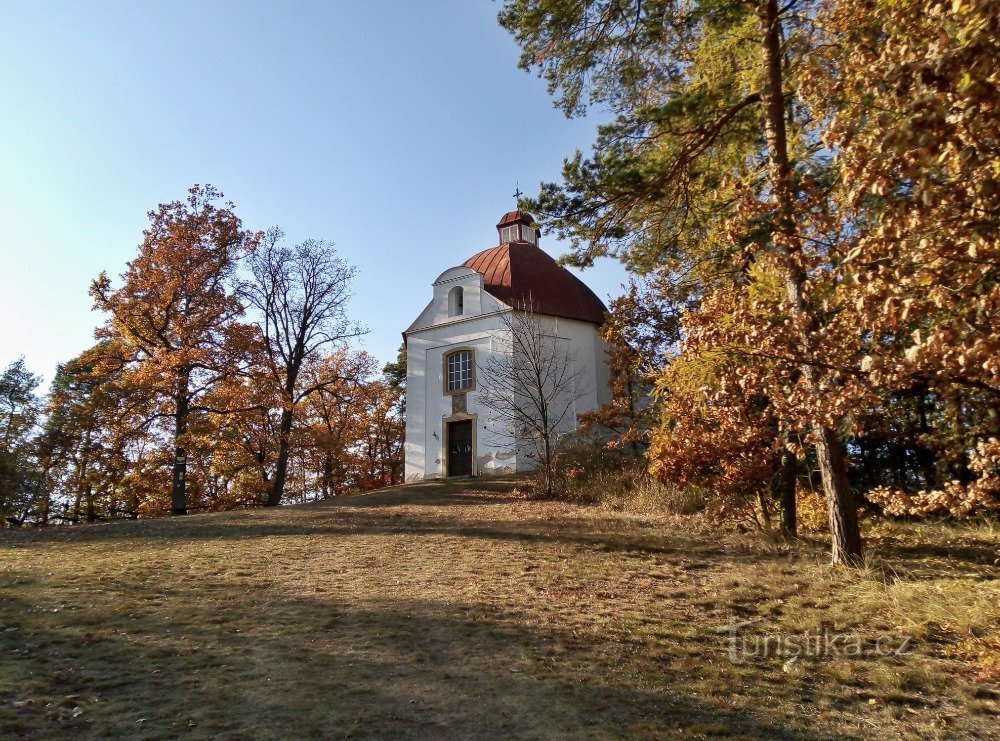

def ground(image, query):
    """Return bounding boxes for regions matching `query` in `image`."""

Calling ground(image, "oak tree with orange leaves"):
[803,0,1000,518]
[90,185,259,515]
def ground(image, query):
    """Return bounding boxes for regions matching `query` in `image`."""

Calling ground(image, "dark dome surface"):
[496,210,535,228]
[463,241,607,326]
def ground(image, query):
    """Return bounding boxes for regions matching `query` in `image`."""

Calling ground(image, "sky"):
[0,0,627,387]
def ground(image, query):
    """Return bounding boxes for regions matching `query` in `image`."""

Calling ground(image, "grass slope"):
[1,477,998,739]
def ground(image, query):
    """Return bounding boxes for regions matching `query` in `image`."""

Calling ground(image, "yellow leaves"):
[653,348,727,402]
[746,259,785,309]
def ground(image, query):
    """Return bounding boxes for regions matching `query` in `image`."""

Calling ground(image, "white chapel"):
[403,210,611,480]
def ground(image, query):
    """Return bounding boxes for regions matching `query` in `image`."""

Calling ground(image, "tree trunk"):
[36,492,51,525]
[81,427,96,522]
[627,379,641,456]
[266,406,294,507]
[541,430,554,498]
[171,371,190,516]
[85,485,97,523]
[70,487,82,524]
[35,464,53,525]
[775,438,797,537]
[916,388,938,488]
[757,489,773,531]
[816,426,864,565]
[757,0,862,565]
[322,450,333,499]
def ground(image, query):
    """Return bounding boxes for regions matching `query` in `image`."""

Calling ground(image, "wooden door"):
[447,420,473,476]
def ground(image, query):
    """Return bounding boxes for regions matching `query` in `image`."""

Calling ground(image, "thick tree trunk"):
[815,426,863,564]
[171,372,190,516]
[70,488,82,523]
[266,406,294,507]
[35,464,53,525]
[948,393,972,483]
[916,389,938,488]
[757,0,862,565]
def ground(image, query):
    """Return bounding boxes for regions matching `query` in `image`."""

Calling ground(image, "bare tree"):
[241,229,364,507]
[476,304,589,498]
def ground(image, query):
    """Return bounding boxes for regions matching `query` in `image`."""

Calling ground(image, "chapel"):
[403,210,610,480]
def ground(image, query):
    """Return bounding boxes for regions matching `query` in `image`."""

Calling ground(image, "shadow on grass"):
[0,509,774,568]
[6,479,996,582]
[0,587,807,739]
[879,541,997,568]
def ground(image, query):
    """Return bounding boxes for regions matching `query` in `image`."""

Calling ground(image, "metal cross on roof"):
[513,183,523,202]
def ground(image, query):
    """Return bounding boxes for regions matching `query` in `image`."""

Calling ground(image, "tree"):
[382,343,407,416]
[579,277,680,454]
[356,378,405,489]
[0,358,42,526]
[801,0,1000,518]
[755,0,861,561]
[500,0,864,563]
[35,347,116,523]
[476,304,590,498]
[196,347,282,507]
[241,229,363,507]
[297,351,373,499]
[90,185,258,515]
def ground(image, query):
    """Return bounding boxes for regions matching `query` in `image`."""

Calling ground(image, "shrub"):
[543,441,706,515]
[796,488,829,533]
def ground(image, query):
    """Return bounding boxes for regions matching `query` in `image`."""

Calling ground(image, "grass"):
[0,476,997,739]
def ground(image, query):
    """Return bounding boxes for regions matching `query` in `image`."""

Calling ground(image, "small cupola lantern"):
[496,211,538,246]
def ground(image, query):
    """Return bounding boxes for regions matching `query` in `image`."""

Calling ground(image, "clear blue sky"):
[0,1,626,385]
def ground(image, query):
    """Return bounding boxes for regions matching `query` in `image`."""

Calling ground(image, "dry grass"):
[0,476,997,739]
[546,449,707,515]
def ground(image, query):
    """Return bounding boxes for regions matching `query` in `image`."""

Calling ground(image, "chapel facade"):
[403,210,610,481]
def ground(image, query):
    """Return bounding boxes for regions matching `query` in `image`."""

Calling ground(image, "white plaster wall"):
[536,315,612,414]
[404,314,510,481]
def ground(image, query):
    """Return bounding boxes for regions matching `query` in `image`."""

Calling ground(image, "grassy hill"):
[1,477,998,738]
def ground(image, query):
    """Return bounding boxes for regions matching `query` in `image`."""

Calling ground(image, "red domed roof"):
[463,241,607,326]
